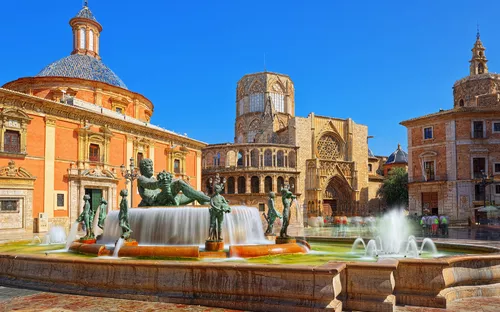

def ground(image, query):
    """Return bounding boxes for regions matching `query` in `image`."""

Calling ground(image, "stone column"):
[246,175,251,194]
[44,117,57,218]
[234,178,239,194]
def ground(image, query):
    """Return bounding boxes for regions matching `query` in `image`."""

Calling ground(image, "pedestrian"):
[440,215,449,236]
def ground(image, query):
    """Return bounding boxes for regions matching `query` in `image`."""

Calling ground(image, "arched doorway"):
[323,176,352,216]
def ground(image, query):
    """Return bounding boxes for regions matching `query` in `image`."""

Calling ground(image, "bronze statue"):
[137,158,210,206]
[119,189,132,240]
[77,194,94,239]
[264,192,282,235]
[207,183,231,241]
[97,198,107,230]
[279,185,296,238]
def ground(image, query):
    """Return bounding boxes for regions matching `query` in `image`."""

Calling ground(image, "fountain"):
[42,226,67,245]
[351,209,438,258]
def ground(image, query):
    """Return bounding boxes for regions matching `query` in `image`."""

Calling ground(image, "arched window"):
[249,94,264,112]
[368,164,372,172]
[277,150,284,167]
[89,29,94,51]
[250,149,259,167]
[459,99,464,107]
[237,150,244,167]
[227,177,235,194]
[226,150,236,167]
[79,28,86,49]
[269,93,284,113]
[251,176,260,193]
[478,63,484,74]
[289,177,296,193]
[264,149,272,166]
[238,176,246,194]
[288,151,296,168]
[277,176,284,192]
[89,144,100,162]
[265,176,272,193]
[213,152,221,167]
[239,99,244,115]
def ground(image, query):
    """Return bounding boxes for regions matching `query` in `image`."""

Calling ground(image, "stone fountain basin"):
[69,241,307,258]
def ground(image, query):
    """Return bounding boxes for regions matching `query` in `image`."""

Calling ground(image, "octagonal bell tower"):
[234,72,295,144]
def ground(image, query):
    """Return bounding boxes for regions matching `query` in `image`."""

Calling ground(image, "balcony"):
[409,174,447,183]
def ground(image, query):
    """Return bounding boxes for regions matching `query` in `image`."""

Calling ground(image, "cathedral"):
[202,72,390,225]
[0,3,204,239]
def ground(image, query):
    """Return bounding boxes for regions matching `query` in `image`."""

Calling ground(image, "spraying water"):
[65,222,80,251]
[113,238,125,257]
[352,209,438,258]
[99,206,270,246]
[43,226,67,245]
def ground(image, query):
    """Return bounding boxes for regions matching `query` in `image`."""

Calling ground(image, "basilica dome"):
[385,144,408,165]
[36,54,127,89]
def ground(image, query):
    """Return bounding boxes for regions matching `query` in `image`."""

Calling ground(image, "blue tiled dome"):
[386,144,408,165]
[75,6,97,22]
[36,54,127,89]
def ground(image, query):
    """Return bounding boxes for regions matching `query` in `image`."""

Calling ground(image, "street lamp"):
[120,157,139,207]
[480,170,493,209]
[208,173,226,195]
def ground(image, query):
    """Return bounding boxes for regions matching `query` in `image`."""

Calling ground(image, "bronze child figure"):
[264,191,282,235]
[119,189,133,240]
[76,194,94,239]
[207,183,231,241]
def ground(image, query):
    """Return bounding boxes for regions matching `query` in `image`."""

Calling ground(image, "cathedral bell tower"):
[469,29,488,76]
[70,1,102,60]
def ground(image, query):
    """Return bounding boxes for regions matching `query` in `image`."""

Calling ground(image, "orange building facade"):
[0,4,205,238]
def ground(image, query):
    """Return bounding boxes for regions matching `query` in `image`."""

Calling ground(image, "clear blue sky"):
[0,0,498,156]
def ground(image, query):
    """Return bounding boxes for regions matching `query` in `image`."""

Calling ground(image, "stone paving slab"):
[2,285,500,312]
[0,286,240,312]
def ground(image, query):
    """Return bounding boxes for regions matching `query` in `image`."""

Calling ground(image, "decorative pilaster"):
[44,117,57,218]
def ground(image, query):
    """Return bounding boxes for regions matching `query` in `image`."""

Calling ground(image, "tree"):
[378,167,408,207]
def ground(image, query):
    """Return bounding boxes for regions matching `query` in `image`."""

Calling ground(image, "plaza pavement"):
[1,286,500,311]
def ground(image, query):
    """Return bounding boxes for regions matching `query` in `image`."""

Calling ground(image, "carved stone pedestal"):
[276,237,296,244]
[79,238,96,244]
[265,234,276,241]
[205,240,224,251]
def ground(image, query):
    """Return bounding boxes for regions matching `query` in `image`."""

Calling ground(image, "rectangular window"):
[57,194,64,207]
[423,127,433,140]
[137,152,144,166]
[174,159,180,174]
[115,107,123,114]
[4,130,20,153]
[89,144,100,162]
[259,203,265,212]
[495,163,500,174]
[0,198,19,212]
[493,122,500,133]
[424,161,435,181]
[473,157,486,179]
[496,185,500,194]
[473,121,484,138]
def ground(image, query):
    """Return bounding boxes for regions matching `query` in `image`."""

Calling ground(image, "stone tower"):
[234,72,295,144]
[469,30,488,76]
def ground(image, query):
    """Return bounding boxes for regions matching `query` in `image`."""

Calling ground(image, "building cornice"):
[400,107,500,127]
[0,88,207,150]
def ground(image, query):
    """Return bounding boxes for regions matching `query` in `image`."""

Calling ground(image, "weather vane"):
[477,23,480,39]
[84,0,88,7]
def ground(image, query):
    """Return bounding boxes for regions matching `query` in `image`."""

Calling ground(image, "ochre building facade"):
[402,33,500,221]
[0,4,205,238]
[202,72,387,224]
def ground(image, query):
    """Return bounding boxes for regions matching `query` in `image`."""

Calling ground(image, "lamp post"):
[480,170,493,208]
[208,173,226,196]
[120,157,139,208]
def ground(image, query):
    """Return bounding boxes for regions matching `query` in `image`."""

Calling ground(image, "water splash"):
[351,209,438,258]
[420,238,437,254]
[43,226,66,245]
[112,238,125,257]
[365,240,378,257]
[351,237,366,252]
[65,222,80,251]
[99,206,270,246]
